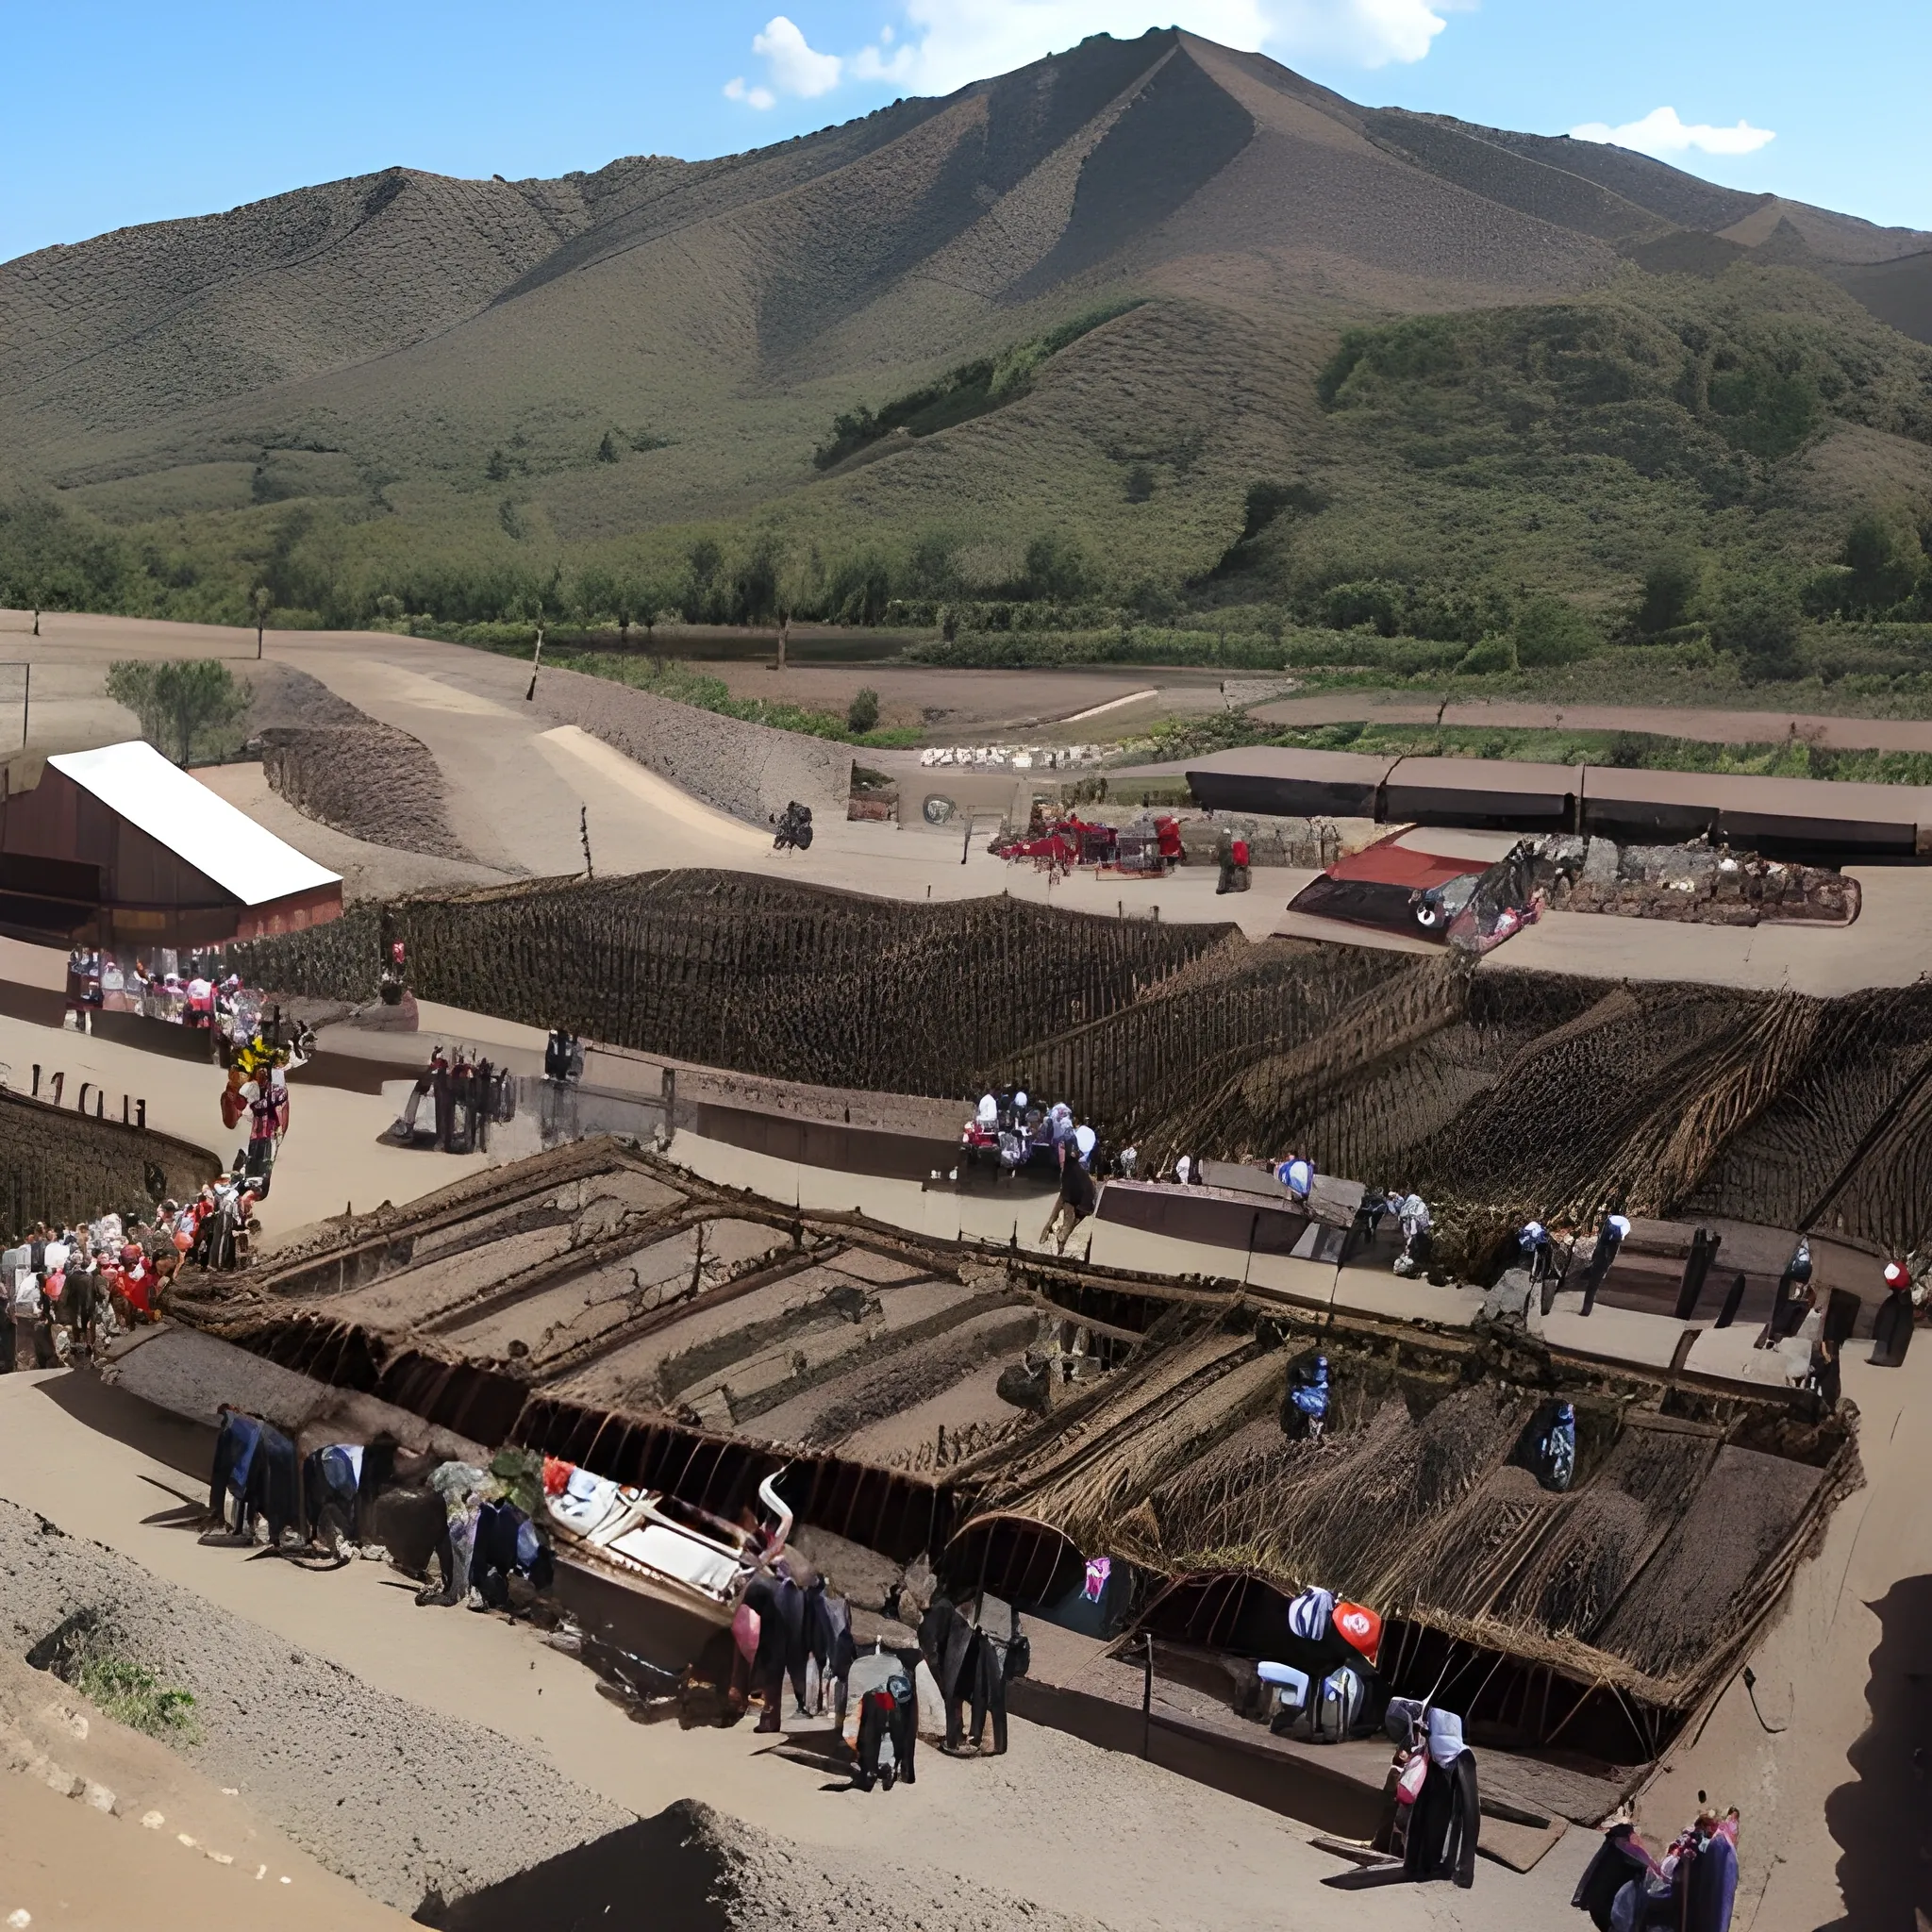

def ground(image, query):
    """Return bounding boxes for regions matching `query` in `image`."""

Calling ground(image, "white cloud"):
[724,75,778,109]
[851,0,1460,98]
[1571,106,1776,159]
[755,15,845,96]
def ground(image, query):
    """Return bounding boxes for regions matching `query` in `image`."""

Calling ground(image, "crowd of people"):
[64,944,269,1051]
[2,1190,245,1371]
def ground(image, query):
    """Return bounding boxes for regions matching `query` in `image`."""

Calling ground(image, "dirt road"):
[1249,691,1932,751]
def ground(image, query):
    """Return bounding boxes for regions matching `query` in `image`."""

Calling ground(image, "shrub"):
[846,687,880,734]
[1457,635,1517,675]
[1630,551,1703,638]
[104,658,250,763]
[1709,582,1804,683]
[1020,533,1095,604]
[1512,594,1601,667]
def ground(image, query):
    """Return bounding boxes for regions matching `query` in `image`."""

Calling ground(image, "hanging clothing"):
[303,1443,366,1545]
[1573,1825,1656,1931]
[918,1596,1012,1754]
[210,1410,263,1516]
[1871,1289,1914,1368]
[1404,1713,1479,1888]
[1686,1831,1738,1932]
[472,1500,553,1606]
[237,1424,299,1544]
[853,1674,917,1789]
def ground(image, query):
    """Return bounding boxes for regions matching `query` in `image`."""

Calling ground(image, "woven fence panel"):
[227,871,1233,1100]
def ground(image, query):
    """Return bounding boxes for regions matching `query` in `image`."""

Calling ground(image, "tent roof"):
[47,741,341,907]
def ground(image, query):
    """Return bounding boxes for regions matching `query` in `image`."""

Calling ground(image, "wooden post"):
[1141,1630,1155,1757]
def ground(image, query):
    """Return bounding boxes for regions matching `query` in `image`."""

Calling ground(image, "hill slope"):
[3,28,1931,638]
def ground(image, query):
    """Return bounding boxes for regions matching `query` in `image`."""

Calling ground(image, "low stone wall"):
[531,664,852,824]
[1177,813,1342,869]
[1532,835,1859,926]
[0,1090,215,1238]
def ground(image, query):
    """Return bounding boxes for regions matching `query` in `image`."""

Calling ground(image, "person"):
[975,1092,998,1133]
[1040,1141,1099,1254]
[1393,1193,1433,1278]
[1215,827,1251,895]
[1871,1260,1915,1368]
[1276,1155,1315,1204]
[1073,1122,1097,1170]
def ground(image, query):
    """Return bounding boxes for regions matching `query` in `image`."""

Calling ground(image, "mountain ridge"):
[3,27,1931,639]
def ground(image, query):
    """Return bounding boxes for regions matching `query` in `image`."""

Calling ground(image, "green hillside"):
[4,28,1932,688]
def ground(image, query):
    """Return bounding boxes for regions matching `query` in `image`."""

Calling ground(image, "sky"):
[4,1,1928,263]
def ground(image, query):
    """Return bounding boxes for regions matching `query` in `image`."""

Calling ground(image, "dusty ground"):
[0,997,492,1243]
[1,1632,411,1930]
[15,611,1932,988]
[0,1362,1592,1932]
[691,660,1230,738]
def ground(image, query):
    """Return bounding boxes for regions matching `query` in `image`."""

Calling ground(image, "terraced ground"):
[5,28,1931,630]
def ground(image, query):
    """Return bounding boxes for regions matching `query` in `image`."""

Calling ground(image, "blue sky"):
[4,1,1926,262]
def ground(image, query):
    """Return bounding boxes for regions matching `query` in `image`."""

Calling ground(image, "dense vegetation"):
[6,267,1932,714]
[810,302,1142,469]
[1134,714,1932,786]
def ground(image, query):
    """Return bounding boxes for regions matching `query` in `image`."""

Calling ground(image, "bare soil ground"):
[691,661,1227,737]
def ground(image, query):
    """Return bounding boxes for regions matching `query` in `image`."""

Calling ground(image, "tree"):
[596,430,621,464]
[105,658,250,764]
[732,538,780,626]
[1710,582,1804,684]
[1020,532,1095,604]
[1840,510,1924,615]
[485,447,510,482]
[904,530,961,600]
[1630,551,1702,638]
[249,584,273,658]
[846,687,880,735]
[1512,595,1601,667]
[681,539,724,623]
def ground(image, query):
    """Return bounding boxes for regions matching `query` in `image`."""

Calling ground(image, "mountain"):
[4,28,1931,630]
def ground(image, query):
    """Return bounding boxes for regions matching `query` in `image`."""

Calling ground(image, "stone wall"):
[1532,835,1859,925]
[0,1091,216,1239]
[531,664,852,824]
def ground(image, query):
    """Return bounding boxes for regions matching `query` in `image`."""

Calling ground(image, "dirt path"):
[1249,691,1932,751]
[12,610,1929,985]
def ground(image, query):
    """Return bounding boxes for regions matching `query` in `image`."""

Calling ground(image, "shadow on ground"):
[1824,1572,1932,1929]
[413,1805,728,1930]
